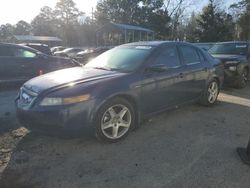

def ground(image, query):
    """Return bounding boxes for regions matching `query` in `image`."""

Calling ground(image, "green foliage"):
[0,24,15,42]
[14,21,32,35]
[0,0,249,45]
[95,0,140,25]
[54,0,84,24]
[95,0,171,39]
[31,6,57,36]
[237,0,250,40]
[185,12,199,42]
[196,0,235,42]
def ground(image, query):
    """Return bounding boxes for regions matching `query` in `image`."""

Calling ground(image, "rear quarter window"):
[0,46,14,57]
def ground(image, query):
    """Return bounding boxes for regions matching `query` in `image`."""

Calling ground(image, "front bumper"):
[15,98,96,134]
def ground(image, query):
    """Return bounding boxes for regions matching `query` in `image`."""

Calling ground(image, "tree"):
[54,0,84,25]
[196,0,235,42]
[185,12,199,42]
[231,0,250,40]
[95,0,141,25]
[31,6,57,36]
[238,3,250,40]
[95,0,171,39]
[0,24,15,42]
[14,21,31,35]
[54,0,84,45]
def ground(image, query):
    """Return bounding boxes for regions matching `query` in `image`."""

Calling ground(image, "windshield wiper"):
[93,66,112,71]
[92,66,126,72]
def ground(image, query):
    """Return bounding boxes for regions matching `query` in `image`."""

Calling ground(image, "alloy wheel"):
[101,104,132,140]
[208,81,219,104]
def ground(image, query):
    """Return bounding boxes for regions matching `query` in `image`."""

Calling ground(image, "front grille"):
[19,87,38,107]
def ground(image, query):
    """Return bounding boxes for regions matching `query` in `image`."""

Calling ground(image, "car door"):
[141,44,186,114]
[0,45,25,82]
[178,44,209,101]
[11,46,46,80]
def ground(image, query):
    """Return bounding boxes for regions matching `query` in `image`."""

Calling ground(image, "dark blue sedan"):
[16,41,224,142]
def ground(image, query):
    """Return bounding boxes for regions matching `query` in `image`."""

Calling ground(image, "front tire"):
[94,97,135,142]
[200,79,219,106]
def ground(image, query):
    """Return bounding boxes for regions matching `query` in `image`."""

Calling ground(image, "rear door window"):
[179,45,201,65]
[155,46,181,68]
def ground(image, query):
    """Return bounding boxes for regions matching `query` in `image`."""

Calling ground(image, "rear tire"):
[200,79,219,106]
[94,97,135,143]
[235,68,248,89]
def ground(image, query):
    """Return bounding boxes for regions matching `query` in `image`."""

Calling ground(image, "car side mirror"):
[147,64,168,73]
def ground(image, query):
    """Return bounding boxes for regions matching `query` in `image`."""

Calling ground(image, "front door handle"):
[179,73,184,78]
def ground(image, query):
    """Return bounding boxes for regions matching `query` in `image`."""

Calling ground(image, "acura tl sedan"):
[16,41,224,142]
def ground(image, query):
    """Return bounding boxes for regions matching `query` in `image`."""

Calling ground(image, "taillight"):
[38,70,44,75]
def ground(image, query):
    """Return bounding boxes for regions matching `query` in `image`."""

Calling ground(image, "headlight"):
[40,94,90,106]
[225,60,239,65]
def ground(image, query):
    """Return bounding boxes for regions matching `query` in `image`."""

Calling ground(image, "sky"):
[0,0,98,24]
[0,0,239,25]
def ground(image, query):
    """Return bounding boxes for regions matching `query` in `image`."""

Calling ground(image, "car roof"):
[121,41,196,47]
[0,42,42,53]
[20,43,49,47]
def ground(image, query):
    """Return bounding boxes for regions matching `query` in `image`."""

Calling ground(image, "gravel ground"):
[0,85,250,188]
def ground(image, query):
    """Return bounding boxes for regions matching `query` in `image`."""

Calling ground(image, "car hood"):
[23,67,125,94]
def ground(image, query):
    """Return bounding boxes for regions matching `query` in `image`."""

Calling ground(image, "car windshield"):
[84,46,153,72]
[209,43,247,55]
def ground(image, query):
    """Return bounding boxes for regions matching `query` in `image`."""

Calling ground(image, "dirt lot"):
[0,85,250,188]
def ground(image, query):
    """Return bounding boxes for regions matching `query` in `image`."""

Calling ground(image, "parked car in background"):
[0,43,79,87]
[209,41,250,88]
[54,48,83,58]
[20,43,52,55]
[193,42,215,51]
[51,46,66,54]
[75,46,113,65]
[16,41,223,142]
